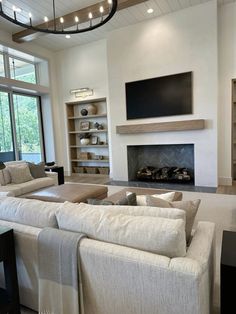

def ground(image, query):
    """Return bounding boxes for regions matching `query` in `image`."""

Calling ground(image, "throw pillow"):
[7,164,33,184]
[115,192,137,206]
[146,196,201,242]
[56,202,186,258]
[2,168,11,185]
[127,191,179,206]
[87,199,114,206]
[28,162,46,179]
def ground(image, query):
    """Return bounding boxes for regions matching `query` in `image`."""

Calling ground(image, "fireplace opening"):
[127,144,194,184]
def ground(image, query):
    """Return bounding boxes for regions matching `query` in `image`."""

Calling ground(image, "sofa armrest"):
[45,171,58,185]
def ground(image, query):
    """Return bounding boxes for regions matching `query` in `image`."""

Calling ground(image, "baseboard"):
[218,177,233,186]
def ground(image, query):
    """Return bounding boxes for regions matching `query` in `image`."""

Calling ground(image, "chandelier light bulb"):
[100,6,104,14]
[147,8,154,14]
[44,16,48,22]
[88,12,93,19]
[60,17,64,23]
[65,34,71,39]
[29,12,32,18]
[108,0,112,4]
[75,16,79,23]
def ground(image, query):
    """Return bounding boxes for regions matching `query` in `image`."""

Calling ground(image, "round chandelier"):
[0,0,118,35]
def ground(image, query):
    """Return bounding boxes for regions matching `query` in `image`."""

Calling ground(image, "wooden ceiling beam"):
[12,0,148,43]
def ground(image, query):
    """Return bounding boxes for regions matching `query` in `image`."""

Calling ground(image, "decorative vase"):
[80,108,88,116]
[80,138,90,145]
[87,104,97,115]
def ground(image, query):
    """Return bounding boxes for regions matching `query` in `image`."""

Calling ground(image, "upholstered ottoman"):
[21,183,108,203]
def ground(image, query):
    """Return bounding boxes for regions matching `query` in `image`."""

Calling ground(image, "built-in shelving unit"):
[66,97,110,176]
[232,79,236,180]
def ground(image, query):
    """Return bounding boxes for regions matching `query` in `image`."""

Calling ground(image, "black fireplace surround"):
[127,144,194,184]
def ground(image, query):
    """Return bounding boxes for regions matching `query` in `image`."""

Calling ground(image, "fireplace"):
[127,144,194,184]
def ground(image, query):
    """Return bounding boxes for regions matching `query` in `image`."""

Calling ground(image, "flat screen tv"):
[125,72,192,120]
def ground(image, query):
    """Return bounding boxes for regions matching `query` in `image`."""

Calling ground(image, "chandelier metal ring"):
[0,0,118,35]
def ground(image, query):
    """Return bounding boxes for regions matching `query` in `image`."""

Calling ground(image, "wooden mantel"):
[116,119,205,134]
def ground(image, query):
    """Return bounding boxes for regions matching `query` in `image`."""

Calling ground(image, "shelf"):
[71,159,109,163]
[68,114,107,120]
[69,129,107,134]
[72,173,109,177]
[66,97,106,105]
[116,119,205,134]
[70,145,108,148]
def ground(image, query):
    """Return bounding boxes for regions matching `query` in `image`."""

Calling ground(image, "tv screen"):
[125,72,192,120]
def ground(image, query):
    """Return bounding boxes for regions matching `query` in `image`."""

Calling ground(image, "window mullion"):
[8,92,19,160]
[3,53,10,79]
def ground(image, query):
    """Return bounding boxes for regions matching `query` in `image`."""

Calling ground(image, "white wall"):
[0,29,60,164]
[55,40,109,174]
[107,1,218,187]
[218,2,236,185]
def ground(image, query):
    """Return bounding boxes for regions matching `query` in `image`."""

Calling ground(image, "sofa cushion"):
[0,177,54,197]
[0,196,59,228]
[2,168,11,185]
[87,199,114,205]
[146,196,201,242]
[7,164,33,184]
[28,162,46,179]
[73,202,186,222]
[127,191,180,206]
[56,202,186,258]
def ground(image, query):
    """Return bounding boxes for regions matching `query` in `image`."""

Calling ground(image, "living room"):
[0,0,235,313]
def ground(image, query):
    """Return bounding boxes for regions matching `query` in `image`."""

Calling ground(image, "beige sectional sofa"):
[0,196,215,314]
[0,161,57,197]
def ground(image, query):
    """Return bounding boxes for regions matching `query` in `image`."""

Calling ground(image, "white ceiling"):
[0,0,235,52]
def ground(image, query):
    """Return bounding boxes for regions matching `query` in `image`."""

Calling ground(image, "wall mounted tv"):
[125,72,192,120]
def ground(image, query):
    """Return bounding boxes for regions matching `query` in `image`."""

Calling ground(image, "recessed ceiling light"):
[65,35,71,39]
[147,8,154,14]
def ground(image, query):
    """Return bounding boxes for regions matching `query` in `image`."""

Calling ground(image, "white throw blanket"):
[38,227,86,314]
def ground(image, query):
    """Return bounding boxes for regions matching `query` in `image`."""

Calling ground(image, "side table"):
[0,227,20,314]
[220,230,236,314]
[45,166,64,185]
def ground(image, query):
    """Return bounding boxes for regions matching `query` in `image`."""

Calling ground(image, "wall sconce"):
[70,88,93,98]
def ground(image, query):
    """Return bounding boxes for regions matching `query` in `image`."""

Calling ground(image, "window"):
[13,94,43,162]
[0,91,44,162]
[9,57,37,84]
[0,54,5,77]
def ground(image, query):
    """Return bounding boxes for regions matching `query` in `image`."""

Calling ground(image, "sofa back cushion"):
[146,196,200,242]
[7,164,33,184]
[28,162,46,179]
[72,202,186,222]
[0,197,59,228]
[56,202,186,258]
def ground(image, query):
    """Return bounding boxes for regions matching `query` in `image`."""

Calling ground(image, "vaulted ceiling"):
[0,0,234,51]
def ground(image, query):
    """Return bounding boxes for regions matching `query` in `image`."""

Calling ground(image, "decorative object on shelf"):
[0,1,118,37]
[98,167,109,175]
[79,133,91,145]
[94,155,103,160]
[91,136,98,145]
[80,121,90,131]
[94,122,104,130]
[74,166,85,174]
[78,152,91,160]
[71,88,93,98]
[87,104,97,115]
[86,167,98,174]
[80,108,88,116]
